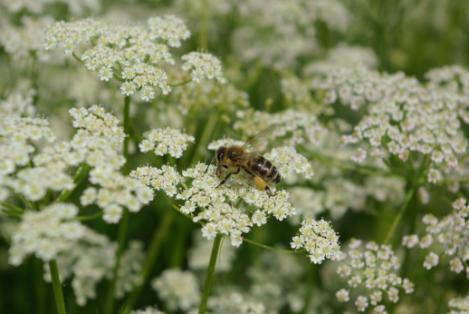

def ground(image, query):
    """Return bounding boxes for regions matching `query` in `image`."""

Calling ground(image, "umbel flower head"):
[290,218,340,264]
[402,198,469,277]
[334,239,414,313]
[309,66,468,183]
[45,15,225,101]
[9,203,86,265]
[139,127,195,158]
[132,162,296,246]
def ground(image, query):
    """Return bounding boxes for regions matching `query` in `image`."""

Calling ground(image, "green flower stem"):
[74,212,103,222]
[120,211,174,314]
[302,265,316,314]
[56,164,89,202]
[308,150,398,178]
[383,185,417,245]
[105,209,129,314]
[104,95,132,314]
[198,234,222,314]
[49,260,67,314]
[199,0,209,49]
[383,158,428,246]
[243,238,298,255]
[123,95,131,162]
[35,258,46,314]
[191,113,219,166]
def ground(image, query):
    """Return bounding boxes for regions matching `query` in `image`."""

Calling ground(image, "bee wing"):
[244,124,278,153]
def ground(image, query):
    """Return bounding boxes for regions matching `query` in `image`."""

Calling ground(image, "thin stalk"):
[243,238,298,255]
[49,260,67,314]
[104,96,132,314]
[35,259,46,314]
[198,234,222,314]
[123,96,131,162]
[120,212,174,314]
[56,164,89,202]
[307,150,398,178]
[74,212,103,222]
[383,158,428,245]
[191,113,219,166]
[383,185,417,245]
[105,209,129,314]
[198,0,209,49]
[302,265,316,314]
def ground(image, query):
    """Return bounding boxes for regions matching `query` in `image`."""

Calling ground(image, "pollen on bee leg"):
[253,176,267,191]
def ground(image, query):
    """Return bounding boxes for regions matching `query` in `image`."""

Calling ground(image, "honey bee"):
[215,145,280,196]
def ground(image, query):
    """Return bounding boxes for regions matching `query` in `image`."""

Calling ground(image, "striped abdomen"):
[247,155,281,183]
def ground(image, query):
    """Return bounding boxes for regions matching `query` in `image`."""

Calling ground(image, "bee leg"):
[253,176,276,196]
[265,185,277,197]
[216,167,240,188]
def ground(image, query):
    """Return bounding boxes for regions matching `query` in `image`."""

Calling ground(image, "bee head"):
[216,146,227,164]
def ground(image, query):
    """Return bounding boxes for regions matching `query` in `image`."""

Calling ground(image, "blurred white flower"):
[152,269,199,311]
[447,295,469,314]
[208,291,266,314]
[181,52,226,83]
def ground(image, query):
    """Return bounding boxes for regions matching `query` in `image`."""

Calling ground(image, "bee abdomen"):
[250,156,280,183]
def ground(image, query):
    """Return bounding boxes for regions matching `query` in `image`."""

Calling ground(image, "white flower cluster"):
[0,114,54,177]
[130,165,182,197]
[0,16,52,61]
[310,66,467,182]
[402,198,468,277]
[133,163,295,246]
[46,16,225,101]
[0,86,36,116]
[116,241,145,298]
[81,168,153,223]
[447,295,469,314]
[231,0,350,69]
[46,229,143,305]
[0,0,101,15]
[306,44,378,70]
[152,269,200,312]
[207,291,266,314]
[68,105,125,170]
[234,109,326,150]
[425,65,469,123]
[0,114,72,201]
[9,203,85,265]
[181,52,226,83]
[131,307,165,314]
[265,146,313,181]
[335,240,414,313]
[168,79,249,115]
[46,228,115,305]
[188,232,236,272]
[139,127,194,158]
[291,218,340,264]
